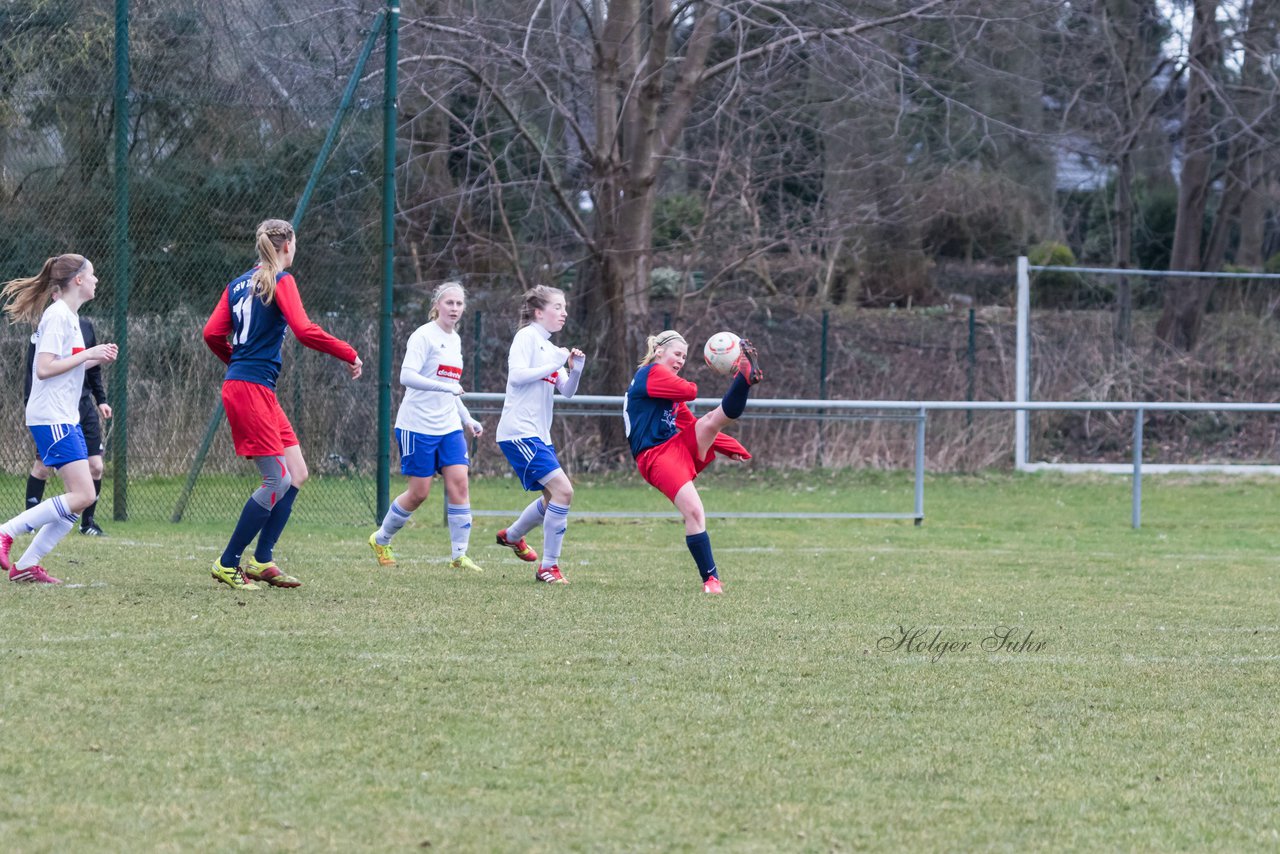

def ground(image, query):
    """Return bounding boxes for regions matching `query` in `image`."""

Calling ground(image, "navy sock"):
[83,478,102,525]
[25,475,45,509]
[254,486,299,563]
[685,531,718,582]
[220,496,273,568]
[720,373,750,420]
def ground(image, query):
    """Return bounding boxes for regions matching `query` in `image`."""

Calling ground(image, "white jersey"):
[395,320,471,435]
[495,322,584,443]
[26,300,86,427]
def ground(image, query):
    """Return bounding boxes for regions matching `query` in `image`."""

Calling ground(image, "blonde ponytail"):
[252,218,294,305]
[638,329,685,366]
[2,254,87,325]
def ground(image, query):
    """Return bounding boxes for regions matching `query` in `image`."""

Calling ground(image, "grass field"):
[2,469,1280,851]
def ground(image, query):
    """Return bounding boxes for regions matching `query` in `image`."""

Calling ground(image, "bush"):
[650,266,685,297]
[1027,241,1085,307]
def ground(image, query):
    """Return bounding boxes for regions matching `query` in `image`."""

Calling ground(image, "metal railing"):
[462,393,928,524]
[463,393,1280,529]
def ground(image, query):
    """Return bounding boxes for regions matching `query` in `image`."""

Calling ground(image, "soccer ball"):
[703,331,742,376]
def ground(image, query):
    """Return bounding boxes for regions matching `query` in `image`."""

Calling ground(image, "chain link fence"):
[0,0,387,524]
[10,3,1278,531]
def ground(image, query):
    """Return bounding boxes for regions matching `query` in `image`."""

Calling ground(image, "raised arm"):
[506,329,569,385]
[644,363,698,402]
[273,274,359,364]
[554,351,586,399]
[400,365,463,393]
[35,345,116,380]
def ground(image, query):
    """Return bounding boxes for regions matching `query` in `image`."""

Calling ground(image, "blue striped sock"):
[541,502,570,568]
[447,503,472,559]
[376,498,413,545]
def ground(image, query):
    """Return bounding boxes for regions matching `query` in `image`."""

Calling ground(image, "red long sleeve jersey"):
[623,363,749,460]
[203,269,357,389]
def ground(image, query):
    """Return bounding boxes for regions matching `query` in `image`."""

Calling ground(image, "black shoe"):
[79,521,106,537]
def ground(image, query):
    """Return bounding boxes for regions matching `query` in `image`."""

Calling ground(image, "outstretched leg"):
[693,340,765,460]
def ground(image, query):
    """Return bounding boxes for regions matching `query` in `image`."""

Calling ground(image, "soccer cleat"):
[211,560,260,591]
[702,576,723,595]
[9,565,62,585]
[368,532,397,567]
[245,557,301,588]
[450,554,484,573]
[496,529,538,562]
[736,338,764,385]
[0,532,13,572]
[79,521,107,537]
[535,565,568,584]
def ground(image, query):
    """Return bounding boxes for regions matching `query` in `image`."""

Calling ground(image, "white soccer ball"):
[703,331,742,376]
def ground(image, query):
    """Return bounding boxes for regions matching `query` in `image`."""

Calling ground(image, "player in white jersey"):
[368,282,485,572]
[0,255,118,584]
[494,285,585,584]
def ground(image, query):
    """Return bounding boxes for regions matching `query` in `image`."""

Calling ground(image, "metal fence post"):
[1132,407,1144,529]
[1015,256,1030,471]
[966,307,976,427]
[914,407,926,525]
[377,1,400,524]
[111,0,131,521]
[818,309,829,466]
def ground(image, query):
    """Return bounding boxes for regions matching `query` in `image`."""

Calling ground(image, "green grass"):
[3,470,1280,851]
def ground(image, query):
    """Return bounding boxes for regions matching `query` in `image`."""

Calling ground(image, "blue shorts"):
[30,424,88,469]
[396,428,469,477]
[498,437,563,491]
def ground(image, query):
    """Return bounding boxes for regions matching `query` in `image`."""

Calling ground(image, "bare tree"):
[395,0,1015,413]
[1156,0,1280,348]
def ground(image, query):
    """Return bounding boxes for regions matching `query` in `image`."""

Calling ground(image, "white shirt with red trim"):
[395,320,467,435]
[495,322,583,443]
[27,300,86,426]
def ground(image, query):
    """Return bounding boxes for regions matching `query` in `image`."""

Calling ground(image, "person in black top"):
[24,310,112,535]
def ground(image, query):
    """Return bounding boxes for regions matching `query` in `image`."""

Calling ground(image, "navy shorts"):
[80,400,103,456]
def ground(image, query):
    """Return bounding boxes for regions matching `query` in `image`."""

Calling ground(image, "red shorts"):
[221,379,298,457]
[636,427,715,502]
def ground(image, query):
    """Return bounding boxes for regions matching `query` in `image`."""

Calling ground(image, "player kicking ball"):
[623,330,764,594]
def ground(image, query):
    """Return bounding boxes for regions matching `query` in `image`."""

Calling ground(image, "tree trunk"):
[1113,151,1134,348]
[1155,0,1220,350]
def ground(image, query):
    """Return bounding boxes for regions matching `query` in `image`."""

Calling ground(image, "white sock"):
[507,498,545,542]
[447,503,472,559]
[2,495,71,538]
[376,499,412,545]
[17,513,77,571]
[541,502,570,569]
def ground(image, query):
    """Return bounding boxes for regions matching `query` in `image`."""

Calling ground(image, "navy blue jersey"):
[203,268,357,389]
[225,269,288,386]
[624,363,696,458]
